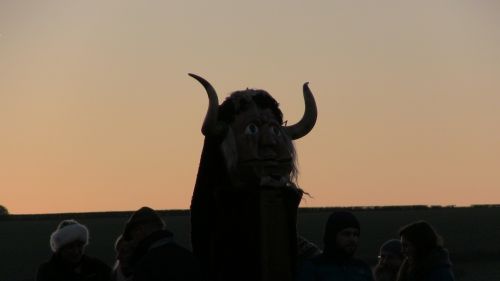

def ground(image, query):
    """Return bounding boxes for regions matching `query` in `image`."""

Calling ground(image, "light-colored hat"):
[380,239,403,257]
[50,219,89,252]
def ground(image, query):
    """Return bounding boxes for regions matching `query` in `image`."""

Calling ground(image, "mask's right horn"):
[284,82,317,140]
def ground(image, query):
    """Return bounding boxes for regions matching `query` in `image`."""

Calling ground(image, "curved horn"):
[188,73,223,136]
[284,82,318,140]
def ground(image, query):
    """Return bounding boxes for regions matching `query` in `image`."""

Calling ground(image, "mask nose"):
[260,125,278,146]
[258,125,279,158]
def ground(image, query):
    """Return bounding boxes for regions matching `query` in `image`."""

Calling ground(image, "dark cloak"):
[191,133,302,281]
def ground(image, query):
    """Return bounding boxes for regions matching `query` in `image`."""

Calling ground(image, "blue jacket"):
[297,254,374,281]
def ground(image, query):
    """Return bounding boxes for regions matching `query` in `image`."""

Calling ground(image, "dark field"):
[1,206,499,281]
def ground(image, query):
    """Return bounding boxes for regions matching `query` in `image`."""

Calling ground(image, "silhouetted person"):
[36,219,111,281]
[297,211,374,281]
[396,220,455,281]
[373,239,404,281]
[122,206,201,281]
[111,235,135,281]
[297,235,322,264]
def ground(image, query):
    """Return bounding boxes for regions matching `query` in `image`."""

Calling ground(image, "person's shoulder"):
[134,242,201,281]
[37,256,58,272]
[298,256,317,268]
[307,253,330,265]
[36,261,51,277]
[37,260,52,270]
[36,258,59,281]
[297,258,320,281]
[349,258,374,280]
[82,255,112,271]
[154,241,194,257]
[299,255,336,272]
[83,255,109,265]
[428,266,455,281]
[140,241,197,267]
[350,258,371,268]
[426,247,455,281]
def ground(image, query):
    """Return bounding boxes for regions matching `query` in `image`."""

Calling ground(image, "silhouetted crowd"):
[296,212,454,281]
[35,207,455,281]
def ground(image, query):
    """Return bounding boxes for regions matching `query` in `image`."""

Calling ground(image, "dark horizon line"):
[2,203,500,220]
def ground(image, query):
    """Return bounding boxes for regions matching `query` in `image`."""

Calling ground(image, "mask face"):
[228,105,294,187]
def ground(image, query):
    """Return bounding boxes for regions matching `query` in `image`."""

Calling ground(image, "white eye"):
[244,123,259,135]
[270,125,281,136]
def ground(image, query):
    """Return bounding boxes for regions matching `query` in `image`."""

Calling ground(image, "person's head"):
[50,219,89,265]
[377,239,403,269]
[323,211,361,258]
[123,206,165,242]
[399,220,442,263]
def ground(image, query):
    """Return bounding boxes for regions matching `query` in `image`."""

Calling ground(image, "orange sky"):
[1,1,499,214]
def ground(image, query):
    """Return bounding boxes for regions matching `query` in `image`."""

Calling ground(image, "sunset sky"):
[1,1,499,214]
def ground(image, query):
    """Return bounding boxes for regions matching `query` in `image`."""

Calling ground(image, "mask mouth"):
[259,174,289,187]
[270,174,282,180]
[232,158,294,187]
[238,158,292,165]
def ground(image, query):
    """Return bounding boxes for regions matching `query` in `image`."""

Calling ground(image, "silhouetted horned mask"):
[189,73,317,188]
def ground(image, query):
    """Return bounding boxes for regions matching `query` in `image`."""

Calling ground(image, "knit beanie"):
[123,207,165,239]
[50,219,89,252]
[323,211,360,250]
[380,239,403,257]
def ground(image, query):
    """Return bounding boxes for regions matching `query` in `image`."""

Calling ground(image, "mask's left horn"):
[188,73,224,136]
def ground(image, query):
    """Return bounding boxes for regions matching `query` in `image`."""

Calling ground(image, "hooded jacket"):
[396,247,454,281]
[297,211,373,281]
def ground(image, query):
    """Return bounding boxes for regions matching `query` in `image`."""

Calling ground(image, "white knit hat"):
[50,219,89,252]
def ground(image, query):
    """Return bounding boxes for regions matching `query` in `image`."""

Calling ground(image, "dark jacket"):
[36,254,111,281]
[297,254,374,281]
[396,247,455,281]
[130,230,201,281]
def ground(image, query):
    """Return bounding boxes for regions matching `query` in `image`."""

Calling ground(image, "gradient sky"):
[1,1,499,214]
